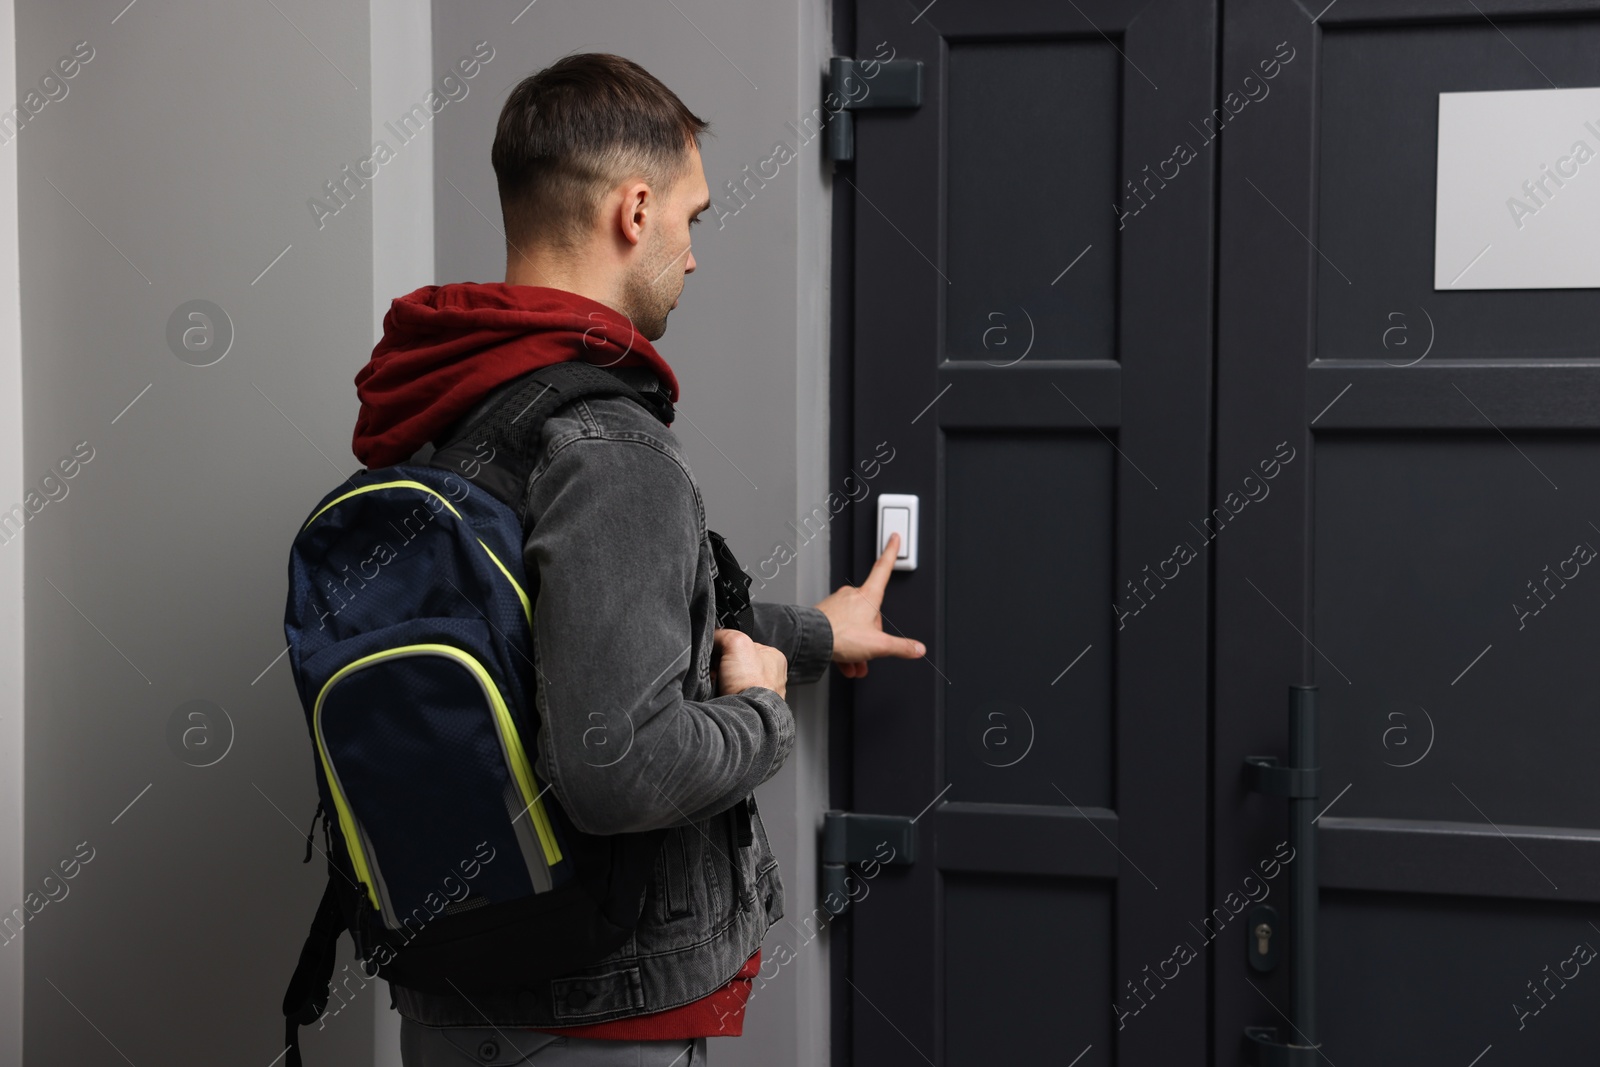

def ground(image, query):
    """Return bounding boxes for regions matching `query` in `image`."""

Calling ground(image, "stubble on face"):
[621,225,687,342]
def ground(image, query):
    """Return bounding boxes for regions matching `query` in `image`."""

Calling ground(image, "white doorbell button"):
[876,493,918,571]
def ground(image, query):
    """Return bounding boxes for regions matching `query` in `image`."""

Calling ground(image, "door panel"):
[846,1,1216,1064]
[943,39,1122,361]
[944,433,1114,808]
[1314,19,1600,361]
[1320,892,1600,1062]
[943,874,1115,1063]
[1216,1,1600,1063]
[1314,436,1600,825]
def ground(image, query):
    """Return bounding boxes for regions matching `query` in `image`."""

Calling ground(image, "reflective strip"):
[302,480,532,630]
[478,540,532,627]
[313,643,563,903]
[303,480,462,530]
[503,782,554,894]
[367,850,401,926]
[312,677,383,915]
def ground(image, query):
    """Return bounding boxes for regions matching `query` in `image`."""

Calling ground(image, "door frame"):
[827,13,860,1067]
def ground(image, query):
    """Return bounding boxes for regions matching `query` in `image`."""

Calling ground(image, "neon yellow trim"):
[314,643,563,900]
[313,668,383,912]
[303,482,531,633]
[478,540,532,627]
[303,480,463,531]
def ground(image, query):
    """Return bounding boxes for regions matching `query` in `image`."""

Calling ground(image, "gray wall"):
[5,0,830,1063]
[18,1,374,1063]
[0,1,23,1060]
[432,4,835,1065]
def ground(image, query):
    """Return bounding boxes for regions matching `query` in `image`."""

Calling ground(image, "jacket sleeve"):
[522,434,796,835]
[747,601,833,685]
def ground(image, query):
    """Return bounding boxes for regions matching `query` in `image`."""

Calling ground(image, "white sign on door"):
[1435,86,1600,290]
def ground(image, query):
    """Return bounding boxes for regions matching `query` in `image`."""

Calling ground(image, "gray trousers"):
[398,1017,707,1066]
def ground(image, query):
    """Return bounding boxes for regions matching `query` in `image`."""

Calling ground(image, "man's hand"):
[713,628,789,700]
[815,532,926,679]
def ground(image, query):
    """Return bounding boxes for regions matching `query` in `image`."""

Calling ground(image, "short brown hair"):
[492,53,709,253]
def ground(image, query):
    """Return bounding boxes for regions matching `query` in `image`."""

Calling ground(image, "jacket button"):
[477,1039,499,1060]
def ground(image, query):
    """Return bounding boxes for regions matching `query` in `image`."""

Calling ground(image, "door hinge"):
[826,56,923,162]
[820,810,916,915]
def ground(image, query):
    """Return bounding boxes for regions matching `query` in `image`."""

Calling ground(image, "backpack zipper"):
[302,479,532,625]
[313,642,562,923]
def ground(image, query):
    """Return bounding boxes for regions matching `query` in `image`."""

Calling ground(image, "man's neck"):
[504,251,623,316]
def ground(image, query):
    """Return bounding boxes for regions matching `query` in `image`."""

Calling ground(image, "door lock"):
[1248,904,1280,972]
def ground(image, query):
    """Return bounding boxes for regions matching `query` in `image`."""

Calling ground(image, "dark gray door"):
[836,1,1216,1064]
[1216,2,1600,1064]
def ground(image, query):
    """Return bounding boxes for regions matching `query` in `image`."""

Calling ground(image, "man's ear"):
[614,180,651,248]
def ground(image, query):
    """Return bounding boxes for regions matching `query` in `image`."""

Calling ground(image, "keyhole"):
[1254,922,1273,956]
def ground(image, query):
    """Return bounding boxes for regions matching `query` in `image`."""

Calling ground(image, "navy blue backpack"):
[278,361,754,1064]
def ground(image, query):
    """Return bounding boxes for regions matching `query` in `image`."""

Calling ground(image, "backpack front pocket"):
[305,618,566,931]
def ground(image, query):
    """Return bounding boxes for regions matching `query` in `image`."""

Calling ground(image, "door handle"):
[1243,686,1321,1065]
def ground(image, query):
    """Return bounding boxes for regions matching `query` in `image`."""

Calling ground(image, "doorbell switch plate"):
[876,493,918,571]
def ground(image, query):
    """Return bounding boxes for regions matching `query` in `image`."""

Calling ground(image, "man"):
[348,52,925,1066]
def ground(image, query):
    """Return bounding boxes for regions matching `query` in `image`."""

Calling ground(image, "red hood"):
[352,282,680,468]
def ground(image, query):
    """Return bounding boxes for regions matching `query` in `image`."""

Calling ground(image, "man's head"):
[492,53,711,341]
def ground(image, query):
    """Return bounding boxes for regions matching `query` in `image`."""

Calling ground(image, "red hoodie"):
[355,282,759,1039]
[352,282,680,469]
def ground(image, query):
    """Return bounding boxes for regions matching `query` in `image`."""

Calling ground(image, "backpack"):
[279,360,755,1065]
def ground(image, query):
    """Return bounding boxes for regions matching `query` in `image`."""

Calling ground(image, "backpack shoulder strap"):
[430,360,755,629]
[280,872,346,1067]
[429,361,673,516]
[707,529,755,636]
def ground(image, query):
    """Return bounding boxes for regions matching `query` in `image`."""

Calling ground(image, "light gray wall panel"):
[18,1,374,1063]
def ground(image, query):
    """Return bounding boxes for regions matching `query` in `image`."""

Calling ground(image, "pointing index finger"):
[861,532,900,600]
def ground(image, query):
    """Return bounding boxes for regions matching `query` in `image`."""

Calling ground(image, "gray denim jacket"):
[393,365,833,1028]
